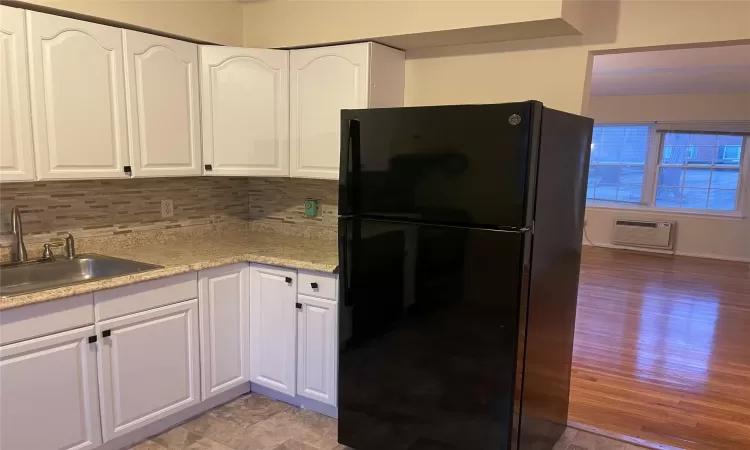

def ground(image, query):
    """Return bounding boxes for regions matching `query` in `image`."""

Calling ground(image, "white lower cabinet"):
[96,299,200,441]
[296,294,338,406]
[0,263,340,449]
[199,264,250,400]
[0,325,102,450]
[249,264,298,396]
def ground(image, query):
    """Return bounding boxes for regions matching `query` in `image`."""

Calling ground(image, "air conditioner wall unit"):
[611,219,675,250]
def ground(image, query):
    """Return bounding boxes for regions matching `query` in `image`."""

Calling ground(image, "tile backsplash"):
[0,176,339,248]
[247,177,338,235]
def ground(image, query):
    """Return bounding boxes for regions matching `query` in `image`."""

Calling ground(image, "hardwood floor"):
[571,246,750,450]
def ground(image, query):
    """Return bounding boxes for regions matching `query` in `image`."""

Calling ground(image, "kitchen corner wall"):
[0,176,339,249]
[247,178,338,234]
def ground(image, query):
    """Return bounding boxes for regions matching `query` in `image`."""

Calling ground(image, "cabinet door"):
[123,30,201,177]
[97,299,199,441]
[296,294,338,406]
[199,263,250,400]
[290,43,370,179]
[200,47,289,177]
[249,264,297,395]
[0,6,35,182]
[26,11,129,180]
[0,326,102,450]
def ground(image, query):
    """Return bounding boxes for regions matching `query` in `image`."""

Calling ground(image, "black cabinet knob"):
[102,330,111,338]
[205,164,213,171]
[123,166,132,173]
[88,335,98,343]
[295,302,302,309]
[311,282,319,289]
[285,277,292,284]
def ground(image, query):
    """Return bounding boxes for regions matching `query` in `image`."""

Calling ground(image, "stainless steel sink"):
[0,254,162,297]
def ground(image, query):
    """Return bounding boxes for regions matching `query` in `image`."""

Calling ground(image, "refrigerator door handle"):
[339,119,360,216]
[340,219,354,307]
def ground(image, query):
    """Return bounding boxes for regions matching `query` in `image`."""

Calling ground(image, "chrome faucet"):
[10,207,28,262]
[65,233,76,259]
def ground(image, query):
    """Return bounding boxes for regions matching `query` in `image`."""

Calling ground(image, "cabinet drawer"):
[95,272,198,321]
[0,294,94,346]
[297,271,337,300]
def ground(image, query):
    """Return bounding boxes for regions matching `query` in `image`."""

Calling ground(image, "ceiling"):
[590,44,750,96]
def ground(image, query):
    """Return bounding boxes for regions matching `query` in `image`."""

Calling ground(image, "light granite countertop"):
[0,229,338,311]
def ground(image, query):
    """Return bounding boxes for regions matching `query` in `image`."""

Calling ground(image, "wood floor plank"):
[570,247,750,450]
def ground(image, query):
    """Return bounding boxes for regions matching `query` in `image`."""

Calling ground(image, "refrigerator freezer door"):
[338,217,526,450]
[339,102,541,229]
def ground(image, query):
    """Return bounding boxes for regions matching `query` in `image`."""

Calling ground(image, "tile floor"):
[129,393,649,450]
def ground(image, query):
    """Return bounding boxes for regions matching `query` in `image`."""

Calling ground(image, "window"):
[586,124,747,213]
[655,132,744,210]
[586,125,650,203]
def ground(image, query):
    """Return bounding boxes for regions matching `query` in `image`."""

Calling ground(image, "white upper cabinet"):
[0,6,35,182]
[201,47,289,177]
[198,264,250,400]
[0,326,102,450]
[123,30,201,177]
[290,44,368,180]
[26,11,130,180]
[290,42,405,179]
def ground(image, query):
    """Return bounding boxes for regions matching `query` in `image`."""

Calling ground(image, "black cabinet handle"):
[102,330,111,338]
[285,277,292,284]
[205,164,212,171]
[88,335,97,343]
[123,166,132,174]
[311,282,318,289]
[296,302,302,309]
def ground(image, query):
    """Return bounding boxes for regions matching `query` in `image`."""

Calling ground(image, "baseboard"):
[98,382,251,450]
[583,241,675,255]
[583,241,750,263]
[674,251,750,263]
[567,421,685,450]
[250,382,338,418]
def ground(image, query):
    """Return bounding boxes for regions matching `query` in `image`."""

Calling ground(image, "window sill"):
[585,201,746,220]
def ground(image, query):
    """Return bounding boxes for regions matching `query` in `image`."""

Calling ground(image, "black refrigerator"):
[337,101,594,450]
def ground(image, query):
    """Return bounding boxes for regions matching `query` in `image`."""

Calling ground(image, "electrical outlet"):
[161,199,174,218]
[304,199,318,217]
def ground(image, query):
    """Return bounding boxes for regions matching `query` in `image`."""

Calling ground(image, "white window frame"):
[586,124,651,205]
[653,131,746,211]
[586,122,750,218]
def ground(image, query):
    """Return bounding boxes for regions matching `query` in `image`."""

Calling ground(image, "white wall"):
[241,0,576,49]
[25,1,244,45]
[584,92,750,262]
[588,92,750,123]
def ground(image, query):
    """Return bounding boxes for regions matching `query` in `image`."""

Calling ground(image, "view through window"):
[586,125,745,212]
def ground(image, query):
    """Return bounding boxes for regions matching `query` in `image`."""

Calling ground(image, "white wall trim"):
[249,382,338,418]
[586,204,746,220]
[582,241,750,263]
